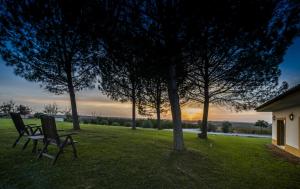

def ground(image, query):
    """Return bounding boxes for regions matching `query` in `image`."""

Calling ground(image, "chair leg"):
[22,138,31,150]
[53,139,68,165]
[70,141,78,158]
[52,137,68,165]
[38,141,49,159]
[12,135,22,148]
[32,140,38,153]
[41,138,48,153]
[53,147,63,165]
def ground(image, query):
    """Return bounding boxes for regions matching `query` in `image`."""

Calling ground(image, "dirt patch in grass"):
[266,144,300,164]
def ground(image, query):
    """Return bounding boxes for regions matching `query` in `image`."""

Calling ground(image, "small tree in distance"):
[222,122,232,133]
[0,100,16,115]
[62,108,73,122]
[138,77,169,130]
[43,103,59,116]
[0,101,31,117]
[99,58,143,130]
[16,105,31,117]
[33,112,44,119]
[255,120,271,128]
[255,120,271,134]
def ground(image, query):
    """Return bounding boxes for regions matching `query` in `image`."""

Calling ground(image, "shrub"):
[64,113,73,122]
[142,120,153,128]
[136,120,143,127]
[208,123,217,132]
[151,120,158,129]
[107,119,113,125]
[90,119,97,124]
[82,119,90,124]
[233,127,271,135]
[124,122,131,127]
[182,123,198,129]
[160,120,173,129]
[222,121,232,133]
[33,112,44,119]
[199,122,217,132]
[100,119,109,125]
[112,122,120,126]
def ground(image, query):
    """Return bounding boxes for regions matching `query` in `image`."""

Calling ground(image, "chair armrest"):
[25,125,43,135]
[33,127,43,135]
[25,125,41,129]
[28,135,44,140]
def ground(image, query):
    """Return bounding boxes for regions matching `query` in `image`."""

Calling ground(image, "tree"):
[16,105,31,116]
[0,0,99,130]
[135,0,190,151]
[0,100,16,115]
[222,122,232,133]
[255,120,270,128]
[106,0,190,149]
[99,56,143,130]
[255,120,271,134]
[184,0,300,139]
[62,107,73,122]
[33,112,44,119]
[43,103,59,116]
[97,0,148,130]
[138,76,169,130]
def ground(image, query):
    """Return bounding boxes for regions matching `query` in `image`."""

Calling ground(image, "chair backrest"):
[40,115,60,143]
[10,112,26,134]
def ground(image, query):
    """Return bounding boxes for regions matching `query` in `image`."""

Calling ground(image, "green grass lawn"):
[0,118,299,189]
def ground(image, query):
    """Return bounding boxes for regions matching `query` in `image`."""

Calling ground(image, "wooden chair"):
[10,112,43,153]
[38,115,78,165]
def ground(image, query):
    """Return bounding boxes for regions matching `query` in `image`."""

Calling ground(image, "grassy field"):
[0,118,299,189]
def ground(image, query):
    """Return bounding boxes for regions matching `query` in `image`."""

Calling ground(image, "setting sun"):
[181,107,202,121]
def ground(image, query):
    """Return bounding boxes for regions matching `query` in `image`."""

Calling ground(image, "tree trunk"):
[167,64,184,151]
[156,83,161,130]
[156,106,161,130]
[199,51,209,139]
[199,97,209,139]
[132,89,136,130]
[66,71,80,130]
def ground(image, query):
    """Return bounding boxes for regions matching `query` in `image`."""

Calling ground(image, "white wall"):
[273,106,300,149]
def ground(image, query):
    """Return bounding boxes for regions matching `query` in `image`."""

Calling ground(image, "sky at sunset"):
[0,38,299,123]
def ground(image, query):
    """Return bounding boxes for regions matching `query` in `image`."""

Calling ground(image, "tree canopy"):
[0,0,101,129]
[43,103,59,116]
[255,120,271,128]
[0,100,16,115]
[183,0,299,138]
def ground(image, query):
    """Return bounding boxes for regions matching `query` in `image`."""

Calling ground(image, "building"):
[256,84,300,157]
